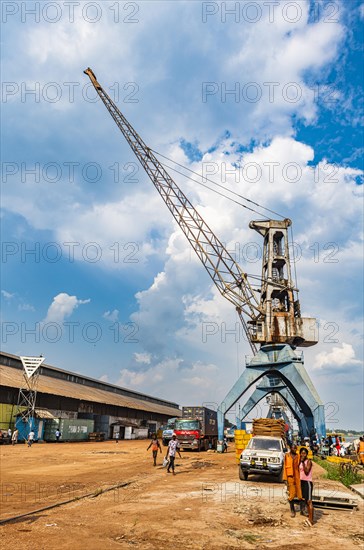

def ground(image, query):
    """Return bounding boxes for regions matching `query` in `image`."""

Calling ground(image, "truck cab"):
[174,418,203,450]
[162,417,177,446]
[162,427,175,446]
[239,435,286,482]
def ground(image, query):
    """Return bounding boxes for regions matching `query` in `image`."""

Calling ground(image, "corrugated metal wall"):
[0,403,26,431]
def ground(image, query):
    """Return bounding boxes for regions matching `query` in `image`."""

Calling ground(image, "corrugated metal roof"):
[14,408,55,419]
[34,408,55,419]
[15,407,55,419]
[0,365,181,418]
[0,351,179,411]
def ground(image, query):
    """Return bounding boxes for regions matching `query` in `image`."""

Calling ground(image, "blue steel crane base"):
[217,344,326,443]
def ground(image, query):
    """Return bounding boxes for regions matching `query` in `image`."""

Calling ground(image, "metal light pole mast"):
[16,356,45,433]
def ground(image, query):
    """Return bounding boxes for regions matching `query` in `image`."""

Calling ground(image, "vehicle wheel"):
[239,466,248,481]
[162,439,168,446]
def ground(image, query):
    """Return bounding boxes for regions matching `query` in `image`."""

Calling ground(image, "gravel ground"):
[1,440,363,549]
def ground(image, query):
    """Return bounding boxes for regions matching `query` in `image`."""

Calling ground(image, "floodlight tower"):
[16,356,45,434]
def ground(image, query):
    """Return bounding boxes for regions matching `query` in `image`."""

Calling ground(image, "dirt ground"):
[0,440,363,549]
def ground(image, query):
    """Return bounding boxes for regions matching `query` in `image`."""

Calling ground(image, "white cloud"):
[117,368,149,388]
[117,357,221,405]
[313,342,362,371]
[134,352,152,365]
[1,290,14,299]
[1,1,349,275]
[103,309,119,322]
[43,293,90,324]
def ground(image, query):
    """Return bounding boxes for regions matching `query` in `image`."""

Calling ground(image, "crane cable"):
[148,148,297,292]
[156,159,266,218]
[154,148,299,291]
[151,148,286,220]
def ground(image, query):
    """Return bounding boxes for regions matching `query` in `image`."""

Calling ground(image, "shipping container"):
[175,406,218,450]
[181,406,217,437]
[44,418,94,441]
[15,416,45,442]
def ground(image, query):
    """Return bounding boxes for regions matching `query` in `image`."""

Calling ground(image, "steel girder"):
[238,383,311,437]
[217,344,326,442]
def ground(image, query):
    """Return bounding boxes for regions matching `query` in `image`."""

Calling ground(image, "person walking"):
[115,432,120,444]
[283,443,302,517]
[299,447,314,527]
[335,435,341,457]
[166,434,181,475]
[147,433,162,466]
[55,429,61,442]
[11,429,19,446]
[357,437,364,465]
[27,430,35,447]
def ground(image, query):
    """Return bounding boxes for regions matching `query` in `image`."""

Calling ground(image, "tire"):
[162,439,168,447]
[239,466,248,481]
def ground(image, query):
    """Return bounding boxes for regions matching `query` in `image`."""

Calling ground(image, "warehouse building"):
[0,351,180,441]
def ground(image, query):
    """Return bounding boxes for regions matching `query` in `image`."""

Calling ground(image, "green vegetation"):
[314,457,363,487]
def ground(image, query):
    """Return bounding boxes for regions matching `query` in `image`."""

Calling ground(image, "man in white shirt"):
[166,434,181,475]
[28,430,35,447]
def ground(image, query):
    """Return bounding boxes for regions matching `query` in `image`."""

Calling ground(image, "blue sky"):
[1,0,363,430]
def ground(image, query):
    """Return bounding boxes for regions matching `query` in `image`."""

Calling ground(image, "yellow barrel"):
[235,446,245,464]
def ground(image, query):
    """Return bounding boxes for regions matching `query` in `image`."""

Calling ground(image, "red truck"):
[174,406,218,451]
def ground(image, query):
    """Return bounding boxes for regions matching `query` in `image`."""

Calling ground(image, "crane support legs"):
[238,384,310,436]
[217,344,326,447]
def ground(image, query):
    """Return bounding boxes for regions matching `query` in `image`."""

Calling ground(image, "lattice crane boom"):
[84,69,260,320]
[84,68,318,350]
